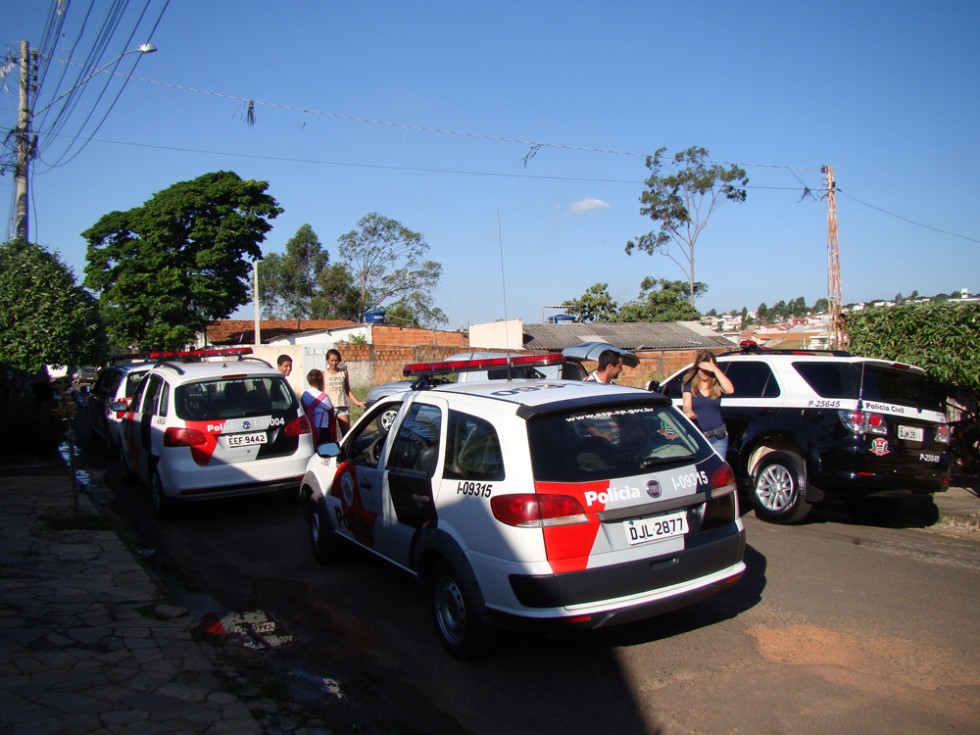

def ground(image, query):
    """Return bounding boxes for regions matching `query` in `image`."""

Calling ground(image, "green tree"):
[384,294,448,329]
[813,297,829,313]
[847,301,980,403]
[626,146,748,302]
[756,303,769,323]
[561,282,619,323]
[616,278,704,322]
[0,241,106,372]
[337,213,442,321]
[311,263,362,321]
[84,171,282,349]
[259,224,329,319]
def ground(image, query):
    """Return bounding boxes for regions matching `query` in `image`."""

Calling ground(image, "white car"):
[301,353,746,659]
[117,348,315,519]
[87,356,157,456]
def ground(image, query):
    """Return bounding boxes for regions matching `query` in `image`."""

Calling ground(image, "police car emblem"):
[870,438,890,456]
[340,471,356,505]
[657,421,680,440]
[646,479,663,499]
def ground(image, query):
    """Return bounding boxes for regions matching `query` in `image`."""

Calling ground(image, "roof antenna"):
[497,209,514,379]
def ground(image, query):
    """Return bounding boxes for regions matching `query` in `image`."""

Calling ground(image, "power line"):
[837,189,980,244]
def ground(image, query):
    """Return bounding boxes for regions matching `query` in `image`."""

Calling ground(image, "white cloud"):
[568,198,610,215]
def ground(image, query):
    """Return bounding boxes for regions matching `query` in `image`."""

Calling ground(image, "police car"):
[653,343,952,523]
[117,348,315,519]
[87,355,157,457]
[301,354,746,659]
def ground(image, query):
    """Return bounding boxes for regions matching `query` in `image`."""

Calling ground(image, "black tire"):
[751,450,812,524]
[150,469,178,521]
[308,497,340,565]
[428,559,495,661]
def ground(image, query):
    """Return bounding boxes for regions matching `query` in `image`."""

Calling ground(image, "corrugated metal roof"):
[521,322,735,351]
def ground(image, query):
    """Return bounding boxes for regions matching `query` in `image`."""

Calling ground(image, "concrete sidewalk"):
[0,460,267,735]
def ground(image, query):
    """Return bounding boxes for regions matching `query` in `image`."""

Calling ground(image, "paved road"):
[78,426,980,735]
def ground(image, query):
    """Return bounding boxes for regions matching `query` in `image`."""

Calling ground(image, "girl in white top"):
[324,349,365,438]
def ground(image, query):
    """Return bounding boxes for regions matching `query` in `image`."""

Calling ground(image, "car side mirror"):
[646,380,662,393]
[317,441,340,458]
[110,400,128,412]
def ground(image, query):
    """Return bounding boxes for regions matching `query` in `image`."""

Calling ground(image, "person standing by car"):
[682,351,735,457]
[302,369,335,447]
[585,350,624,384]
[323,349,364,438]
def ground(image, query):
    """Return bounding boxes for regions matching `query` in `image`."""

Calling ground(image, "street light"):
[12,41,158,241]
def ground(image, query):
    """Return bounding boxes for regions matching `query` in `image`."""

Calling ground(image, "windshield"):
[527,404,704,483]
[175,376,296,420]
[792,361,944,411]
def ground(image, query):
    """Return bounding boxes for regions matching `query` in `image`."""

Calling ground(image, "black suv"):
[654,346,952,523]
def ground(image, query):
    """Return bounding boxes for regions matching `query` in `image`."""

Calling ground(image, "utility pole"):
[823,165,845,349]
[14,40,33,242]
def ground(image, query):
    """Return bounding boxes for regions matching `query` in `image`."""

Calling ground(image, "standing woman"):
[302,369,336,447]
[682,351,735,458]
[324,349,365,438]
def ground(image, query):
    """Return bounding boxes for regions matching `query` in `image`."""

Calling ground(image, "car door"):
[715,360,784,463]
[329,400,400,552]
[381,399,444,568]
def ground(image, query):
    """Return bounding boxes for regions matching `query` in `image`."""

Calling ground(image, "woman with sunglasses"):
[682,351,735,457]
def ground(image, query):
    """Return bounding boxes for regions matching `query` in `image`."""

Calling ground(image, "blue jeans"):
[707,433,728,459]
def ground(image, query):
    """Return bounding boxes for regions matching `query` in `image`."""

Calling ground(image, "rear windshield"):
[527,404,704,483]
[792,361,944,411]
[175,377,296,420]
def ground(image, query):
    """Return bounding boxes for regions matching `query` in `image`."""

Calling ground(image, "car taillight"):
[284,415,311,437]
[491,494,588,528]
[710,462,735,490]
[838,409,888,436]
[935,423,950,444]
[164,427,208,447]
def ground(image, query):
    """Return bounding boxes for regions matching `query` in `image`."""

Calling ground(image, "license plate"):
[227,432,267,447]
[898,425,923,442]
[623,510,689,546]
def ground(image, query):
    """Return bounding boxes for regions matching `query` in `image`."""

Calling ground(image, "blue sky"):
[3,1,978,329]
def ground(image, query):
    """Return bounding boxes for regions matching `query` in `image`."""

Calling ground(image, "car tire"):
[428,559,495,661]
[150,469,178,521]
[751,450,812,524]
[308,498,340,565]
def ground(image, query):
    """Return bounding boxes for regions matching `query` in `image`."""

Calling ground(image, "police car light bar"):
[403,353,565,377]
[109,347,254,363]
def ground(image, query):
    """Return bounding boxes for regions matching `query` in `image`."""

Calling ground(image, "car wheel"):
[751,450,812,524]
[150,469,178,521]
[379,408,398,432]
[308,497,340,565]
[428,559,495,661]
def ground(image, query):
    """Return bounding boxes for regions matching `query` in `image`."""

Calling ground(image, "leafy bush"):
[847,301,980,401]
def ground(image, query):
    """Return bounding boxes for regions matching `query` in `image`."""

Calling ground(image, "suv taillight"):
[164,427,208,447]
[491,494,587,528]
[284,415,311,436]
[838,409,888,436]
[934,423,950,444]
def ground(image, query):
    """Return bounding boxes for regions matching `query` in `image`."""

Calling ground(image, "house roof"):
[520,322,735,351]
[205,319,357,345]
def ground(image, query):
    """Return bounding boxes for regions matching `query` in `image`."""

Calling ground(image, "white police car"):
[87,354,158,457]
[301,354,746,659]
[117,348,315,519]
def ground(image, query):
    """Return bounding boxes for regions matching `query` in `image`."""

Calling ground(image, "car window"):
[124,370,148,397]
[346,402,398,467]
[141,375,166,416]
[660,371,687,399]
[387,403,442,477]
[794,361,942,411]
[175,376,295,420]
[722,361,781,398]
[443,410,504,481]
[528,404,703,483]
